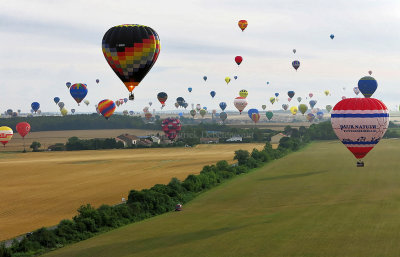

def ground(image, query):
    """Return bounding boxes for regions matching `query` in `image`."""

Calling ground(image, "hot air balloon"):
[324,90,330,96]
[239,89,248,98]
[238,20,248,31]
[0,126,13,147]
[368,70,372,75]
[309,100,317,108]
[282,104,289,111]
[358,76,377,98]
[270,97,276,104]
[275,93,279,98]
[292,60,300,71]
[84,100,90,106]
[176,97,185,107]
[70,108,75,114]
[288,91,295,99]
[143,107,149,113]
[288,98,292,102]
[234,76,238,80]
[102,24,160,100]
[330,34,334,39]
[235,56,243,66]
[297,97,302,102]
[188,87,192,93]
[309,93,313,98]
[225,77,231,84]
[161,118,182,140]
[145,112,152,120]
[31,102,40,113]
[326,105,332,113]
[203,76,207,81]
[60,108,68,116]
[116,101,121,107]
[298,104,308,115]
[157,92,168,105]
[247,109,259,119]
[220,112,227,122]
[122,110,128,116]
[174,102,179,108]
[70,83,88,105]
[342,96,347,100]
[353,87,360,95]
[66,82,71,88]
[54,97,60,104]
[210,91,216,98]
[290,106,298,115]
[196,104,201,111]
[306,113,315,122]
[98,100,116,120]
[293,49,296,54]
[6,109,12,116]
[129,111,134,115]
[124,98,128,103]
[316,111,324,120]
[203,107,207,110]
[331,98,389,166]
[190,109,196,118]
[149,102,152,106]
[219,102,227,111]
[96,79,100,84]
[251,113,260,124]
[199,109,206,118]
[58,102,64,109]
[234,97,248,114]
[16,122,31,151]
[262,104,266,110]
[266,111,273,120]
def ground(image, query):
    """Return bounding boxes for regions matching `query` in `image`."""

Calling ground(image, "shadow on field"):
[59,160,111,165]
[67,225,247,256]
[259,170,328,181]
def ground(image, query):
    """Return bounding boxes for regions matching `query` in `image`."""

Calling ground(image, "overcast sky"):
[1,0,400,114]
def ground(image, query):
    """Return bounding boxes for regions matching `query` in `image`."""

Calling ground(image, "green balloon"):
[326,105,332,113]
[265,111,273,120]
[298,104,308,115]
[190,109,196,117]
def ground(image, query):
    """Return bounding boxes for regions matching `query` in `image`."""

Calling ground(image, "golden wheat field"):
[3,129,162,152]
[0,143,263,241]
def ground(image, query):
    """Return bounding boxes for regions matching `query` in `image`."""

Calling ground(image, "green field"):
[43,139,400,257]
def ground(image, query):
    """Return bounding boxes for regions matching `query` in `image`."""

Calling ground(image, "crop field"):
[0,143,263,241]
[42,139,400,257]
[2,129,162,152]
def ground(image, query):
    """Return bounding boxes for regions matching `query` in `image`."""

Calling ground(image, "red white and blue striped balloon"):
[331,98,389,160]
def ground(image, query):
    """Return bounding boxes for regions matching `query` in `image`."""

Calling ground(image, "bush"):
[234,150,250,165]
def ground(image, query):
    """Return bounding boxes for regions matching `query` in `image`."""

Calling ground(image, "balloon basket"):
[357,160,364,168]
[129,93,134,101]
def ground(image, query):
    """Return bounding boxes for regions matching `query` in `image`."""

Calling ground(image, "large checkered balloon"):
[102,24,160,97]
[161,118,181,140]
[331,98,389,160]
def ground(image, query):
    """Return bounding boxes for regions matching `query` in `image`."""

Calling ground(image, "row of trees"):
[1,131,308,256]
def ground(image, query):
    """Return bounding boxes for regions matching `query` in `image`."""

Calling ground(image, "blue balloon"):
[219,102,227,111]
[54,97,60,104]
[234,76,238,80]
[31,102,40,113]
[330,34,334,39]
[247,108,259,119]
[188,87,192,93]
[203,107,207,110]
[275,93,279,97]
[309,100,317,108]
[358,76,377,98]
[203,76,207,81]
[210,91,216,98]
[129,111,134,115]
[179,112,183,117]
[288,91,295,98]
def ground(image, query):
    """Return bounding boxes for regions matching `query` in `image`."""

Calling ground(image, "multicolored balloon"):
[270,97,276,104]
[331,98,389,163]
[353,87,360,95]
[251,113,260,124]
[161,118,181,140]
[239,89,248,98]
[70,83,88,105]
[102,24,160,100]
[238,20,248,31]
[0,126,13,146]
[157,92,168,105]
[98,99,116,120]
[190,109,196,118]
[234,97,248,113]
[306,113,315,122]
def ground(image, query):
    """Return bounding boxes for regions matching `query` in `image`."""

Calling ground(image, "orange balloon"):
[238,20,248,31]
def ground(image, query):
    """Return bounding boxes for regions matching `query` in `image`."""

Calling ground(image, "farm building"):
[226,136,242,142]
[115,134,139,147]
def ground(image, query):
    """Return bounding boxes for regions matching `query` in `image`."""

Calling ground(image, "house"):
[226,136,242,142]
[138,139,153,147]
[200,137,219,144]
[150,136,160,144]
[115,134,139,147]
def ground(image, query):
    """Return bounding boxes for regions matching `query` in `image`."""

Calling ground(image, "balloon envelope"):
[70,83,88,104]
[292,60,300,71]
[234,97,248,113]
[220,112,227,121]
[225,77,231,84]
[0,126,13,146]
[239,89,248,98]
[238,20,248,31]
[331,98,388,160]
[157,92,168,105]
[54,97,60,104]
[98,99,116,119]
[31,102,40,113]
[219,102,227,111]
[16,122,30,138]
[288,91,295,98]
[266,111,273,120]
[235,56,243,66]
[358,76,377,98]
[298,104,308,115]
[210,91,216,98]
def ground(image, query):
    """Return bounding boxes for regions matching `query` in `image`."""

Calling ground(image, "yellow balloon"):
[61,108,68,116]
[269,97,276,104]
[225,77,231,84]
[324,90,330,96]
[290,106,298,115]
[239,89,248,98]
[0,126,13,146]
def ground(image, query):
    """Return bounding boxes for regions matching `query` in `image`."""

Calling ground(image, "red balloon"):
[235,56,243,66]
[16,122,31,138]
[161,118,182,140]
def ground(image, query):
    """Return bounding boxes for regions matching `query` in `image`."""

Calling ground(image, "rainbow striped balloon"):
[0,126,13,146]
[98,100,116,119]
